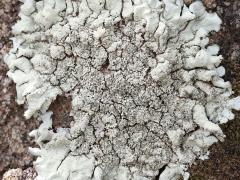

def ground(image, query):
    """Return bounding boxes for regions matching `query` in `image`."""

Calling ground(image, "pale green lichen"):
[5,0,240,179]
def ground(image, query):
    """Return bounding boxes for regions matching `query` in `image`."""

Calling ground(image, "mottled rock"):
[3,168,36,180]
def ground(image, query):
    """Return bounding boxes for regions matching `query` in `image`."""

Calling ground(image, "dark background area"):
[189,0,240,179]
[0,0,239,179]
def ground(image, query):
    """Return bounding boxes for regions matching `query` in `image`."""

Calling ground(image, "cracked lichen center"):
[52,20,195,175]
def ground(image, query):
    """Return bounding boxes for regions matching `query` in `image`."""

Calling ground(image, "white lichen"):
[5,0,240,179]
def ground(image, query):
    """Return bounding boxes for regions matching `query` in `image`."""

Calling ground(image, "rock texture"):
[0,0,38,178]
[190,0,240,179]
[2,168,36,180]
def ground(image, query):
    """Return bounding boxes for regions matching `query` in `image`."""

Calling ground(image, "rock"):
[203,0,217,9]
[3,168,36,180]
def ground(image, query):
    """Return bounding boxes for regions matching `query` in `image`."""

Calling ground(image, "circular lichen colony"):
[5,0,240,180]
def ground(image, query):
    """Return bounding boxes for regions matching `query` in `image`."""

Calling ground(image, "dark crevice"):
[49,95,73,131]
[56,151,71,170]
[154,164,167,180]
[100,57,110,74]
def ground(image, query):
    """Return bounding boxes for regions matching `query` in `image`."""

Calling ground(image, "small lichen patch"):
[5,0,240,180]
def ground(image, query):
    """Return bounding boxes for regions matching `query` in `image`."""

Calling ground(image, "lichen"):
[5,0,240,179]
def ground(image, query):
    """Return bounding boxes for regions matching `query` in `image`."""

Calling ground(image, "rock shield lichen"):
[4,0,240,179]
